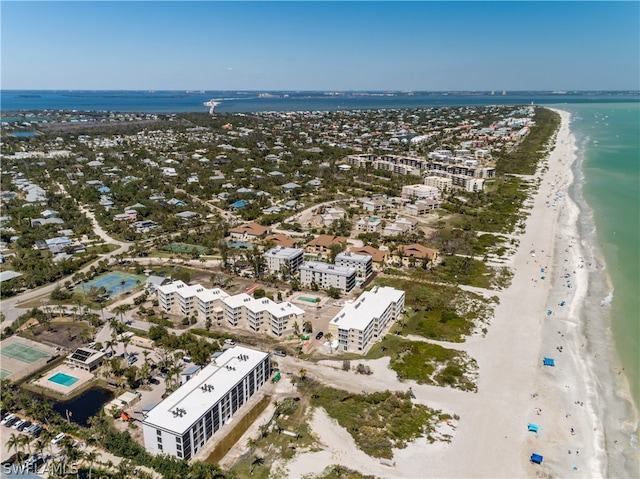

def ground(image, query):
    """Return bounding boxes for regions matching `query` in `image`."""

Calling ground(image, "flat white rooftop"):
[264,246,304,259]
[300,261,356,277]
[223,294,303,318]
[330,286,404,331]
[335,252,372,264]
[142,346,268,435]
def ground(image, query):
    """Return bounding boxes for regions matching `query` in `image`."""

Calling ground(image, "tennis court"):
[1,342,49,363]
[76,271,145,297]
[0,368,13,379]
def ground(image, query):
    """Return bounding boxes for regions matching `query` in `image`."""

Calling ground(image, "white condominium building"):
[222,293,304,337]
[401,184,440,200]
[328,286,405,354]
[424,175,453,191]
[142,346,270,460]
[299,261,356,293]
[156,281,229,320]
[155,281,304,336]
[263,246,304,276]
[334,252,373,281]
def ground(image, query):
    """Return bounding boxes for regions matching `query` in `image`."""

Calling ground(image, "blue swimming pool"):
[48,372,79,387]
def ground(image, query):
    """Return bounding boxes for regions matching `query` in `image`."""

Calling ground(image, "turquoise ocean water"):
[556,103,639,409]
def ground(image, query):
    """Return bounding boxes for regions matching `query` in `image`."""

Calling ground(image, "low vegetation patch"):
[373,277,495,340]
[298,383,445,459]
[365,335,478,391]
[304,465,379,479]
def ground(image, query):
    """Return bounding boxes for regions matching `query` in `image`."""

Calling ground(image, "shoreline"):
[569,116,639,477]
[277,108,639,478]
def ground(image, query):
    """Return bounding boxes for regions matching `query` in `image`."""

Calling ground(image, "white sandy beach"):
[263,109,638,479]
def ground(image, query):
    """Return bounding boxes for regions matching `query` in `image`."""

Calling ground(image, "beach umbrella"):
[560,301,566,306]
[527,423,539,433]
[547,310,553,316]
[543,357,555,367]
[530,453,543,464]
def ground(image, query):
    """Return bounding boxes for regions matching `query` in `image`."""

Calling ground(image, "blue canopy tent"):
[527,423,539,433]
[543,357,555,366]
[530,453,543,464]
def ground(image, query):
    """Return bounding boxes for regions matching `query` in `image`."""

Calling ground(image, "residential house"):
[263,234,300,249]
[348,245,388,270]
[229,222,271,242]
[305,235,348,258]
[355,217,382,233]
[394,244,439,267]
[405,199,440,215]
[361,198,387,213]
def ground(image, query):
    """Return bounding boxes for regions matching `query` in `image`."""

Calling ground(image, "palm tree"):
[7,432,23,456]
[120,335,131,357]
[105,339,116,354]
[19,432,33,456]
[325,332,334,353]
[84,450,101,479]
[298,368,307,381]
[33,438,47,460]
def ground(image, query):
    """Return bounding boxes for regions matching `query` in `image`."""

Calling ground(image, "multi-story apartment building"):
[328,286,405,354]
[299,261,356,293]
[221,293,304,337]
[401,184,440,200]
[263,246,304,277]
[155,281,304,336]
[156,281,229,320]
[424,175,453,191]
[142,346,270,460]
[334,252,373,281]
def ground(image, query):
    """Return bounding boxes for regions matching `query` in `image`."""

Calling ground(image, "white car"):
[51,432,65,445]
[12,419,26,430]
[1,413,16,426]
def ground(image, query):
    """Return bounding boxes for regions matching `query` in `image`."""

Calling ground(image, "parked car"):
[17,420,32,432]
[127,356,138,365]
[12,419,26,430]
[30,425,43,437]
[224,339,236,345]
[315,331,324,340]
[1,413,17,426]
[2,452,28,466]
[273,350,287,357]
[51,432,65,445]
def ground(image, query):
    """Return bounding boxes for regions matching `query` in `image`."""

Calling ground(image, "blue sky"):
[2,1,639,90]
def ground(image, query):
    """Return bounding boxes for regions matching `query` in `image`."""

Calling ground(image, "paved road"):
[1,206,131,330]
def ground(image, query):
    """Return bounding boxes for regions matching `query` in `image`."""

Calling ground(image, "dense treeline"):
[495,106,561,175]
